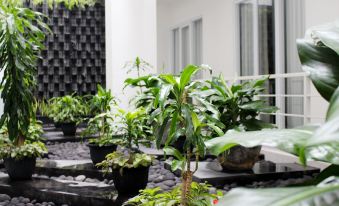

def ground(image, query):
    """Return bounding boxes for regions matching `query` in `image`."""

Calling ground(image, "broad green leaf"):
[191,111,200,132]
[297,39,339,101]
[217,177,339,206]
[311,21,339,55]
[326,87,339,121]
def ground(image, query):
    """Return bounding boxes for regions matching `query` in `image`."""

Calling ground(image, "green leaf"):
[217,177,339,206]
[163,146,184,160]
[326,87,339,121]
[179,65,200,91]
[312,21,339,55]
[297,39,339,101]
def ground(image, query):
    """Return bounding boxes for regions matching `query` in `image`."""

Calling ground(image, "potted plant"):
[53,95,86,136]
[153,65,224,206]
[97,107,154,196]
[82,112,122,165]
[0,2,50,180]
[197,76,278,171]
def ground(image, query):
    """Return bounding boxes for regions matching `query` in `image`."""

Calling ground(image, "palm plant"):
[205,21,339,206]
[154,65,224,206]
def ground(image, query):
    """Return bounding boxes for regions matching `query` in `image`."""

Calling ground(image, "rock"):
[159,184,170,191]
[59,175,66,180]
[0,194,11,202]
[21,198,30,203]
[153,175,164,183]
[162,180,175,187]
[65,176,74,181]
[11,197,20,204]
[85,178,96,183]
[164,173,175,180]
[27,203,34,206]
[209,187,217,194]
[75,175,86,182]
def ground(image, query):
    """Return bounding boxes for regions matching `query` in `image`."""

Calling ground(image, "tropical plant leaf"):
[326,87,339,121]
[217,177,339,206]
[297,39,339,101]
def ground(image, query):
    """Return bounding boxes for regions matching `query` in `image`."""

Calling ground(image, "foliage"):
[2,0,100,10]
[124,182,223,206]
[196,75,278,133]
[87,84,116,116]
[0,140,47,160]
[26,119,44,142]
[207,20,339,206]
[51,95,86,124]
[124,75,163,113]
[0,2,50,145]
[115,107,153,149]
[296,21,339,101]
[82,112,123,146]
[124,57,153,91]
[153,65,224,205]
[216,177,339,206]
[97,151,153,173]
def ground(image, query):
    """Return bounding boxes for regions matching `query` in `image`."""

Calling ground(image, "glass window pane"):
[172,28,180,74]
[193,18,203,79]
[181,26,190,69]
[239,2,254,76]
[258,0,275,75]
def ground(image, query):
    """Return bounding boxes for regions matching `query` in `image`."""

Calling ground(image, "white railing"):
[222,72,325,128]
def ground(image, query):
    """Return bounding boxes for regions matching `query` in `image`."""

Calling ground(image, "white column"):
[105,0,157,109]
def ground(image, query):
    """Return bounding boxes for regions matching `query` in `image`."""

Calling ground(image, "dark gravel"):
[0,194,68,206]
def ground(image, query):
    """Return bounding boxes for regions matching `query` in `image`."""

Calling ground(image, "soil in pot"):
[87,143,117,165]
[218,145,262,172]
[112,166,150,196]
[4,157,36,180]
[61,122,77,136]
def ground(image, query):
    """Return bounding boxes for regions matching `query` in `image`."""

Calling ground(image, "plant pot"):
[87,143,117,165]
[36,115,53,125]
[4,157,36,180]
[112,166,150,195]
[60,122,77,136]
[54,122,61,128]
[218,145,262,172]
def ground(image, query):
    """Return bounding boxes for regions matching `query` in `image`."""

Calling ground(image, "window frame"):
[170,16,203,74]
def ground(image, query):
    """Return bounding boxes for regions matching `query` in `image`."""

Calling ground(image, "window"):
[236,0,305,128]
[171,18,203,75]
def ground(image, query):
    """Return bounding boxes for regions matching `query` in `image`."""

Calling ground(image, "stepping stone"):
[0,172,130,206]
[35,160,111,181]
[164,160,320,188]
[42,129,97,143]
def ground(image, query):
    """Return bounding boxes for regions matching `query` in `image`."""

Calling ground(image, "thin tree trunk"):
[181,150,193,206]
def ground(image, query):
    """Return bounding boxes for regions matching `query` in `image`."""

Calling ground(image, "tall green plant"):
[0,2,49,145]
[154,65,223,206]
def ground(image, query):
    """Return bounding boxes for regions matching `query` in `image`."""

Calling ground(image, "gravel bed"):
[45,142,90,160]
[0,194,68,206]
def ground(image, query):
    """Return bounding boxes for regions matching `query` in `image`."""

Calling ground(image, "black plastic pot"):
[87,143,117,165]
[36,115,53,125]
[54,122,61,128]
[112,166,150,195]
[60,122,77,136]
[4,157,36,180]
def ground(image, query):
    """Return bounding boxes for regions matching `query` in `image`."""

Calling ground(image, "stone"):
[162,180,175,187]
[164,173,175,180]
[65,176,74,181]
[74,175,86,182]
[21,198,30,203]
[11,197,20,204]
[0,194,10,202]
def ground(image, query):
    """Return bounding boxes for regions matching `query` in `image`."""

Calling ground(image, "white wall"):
[105,0,157,109]
[157,0,236,78]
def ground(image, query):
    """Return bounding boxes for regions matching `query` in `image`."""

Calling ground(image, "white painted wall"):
[105,0,157,109]
[157,0,236,78]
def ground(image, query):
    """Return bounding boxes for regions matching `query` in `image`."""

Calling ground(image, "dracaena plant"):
[88,84,116,116]
[154,65,224,206]
[0,2,50,146]
[206,21,339,206]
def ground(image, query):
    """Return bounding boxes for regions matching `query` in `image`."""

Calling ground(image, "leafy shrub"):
[51,95,86,124]
[0,141,47,160]
[97,151,153,173]
[88,84,116,116]
[124,182,223,206]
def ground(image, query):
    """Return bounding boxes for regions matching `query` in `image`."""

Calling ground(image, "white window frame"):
[170,17,203,74]
[234,0,310,128]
